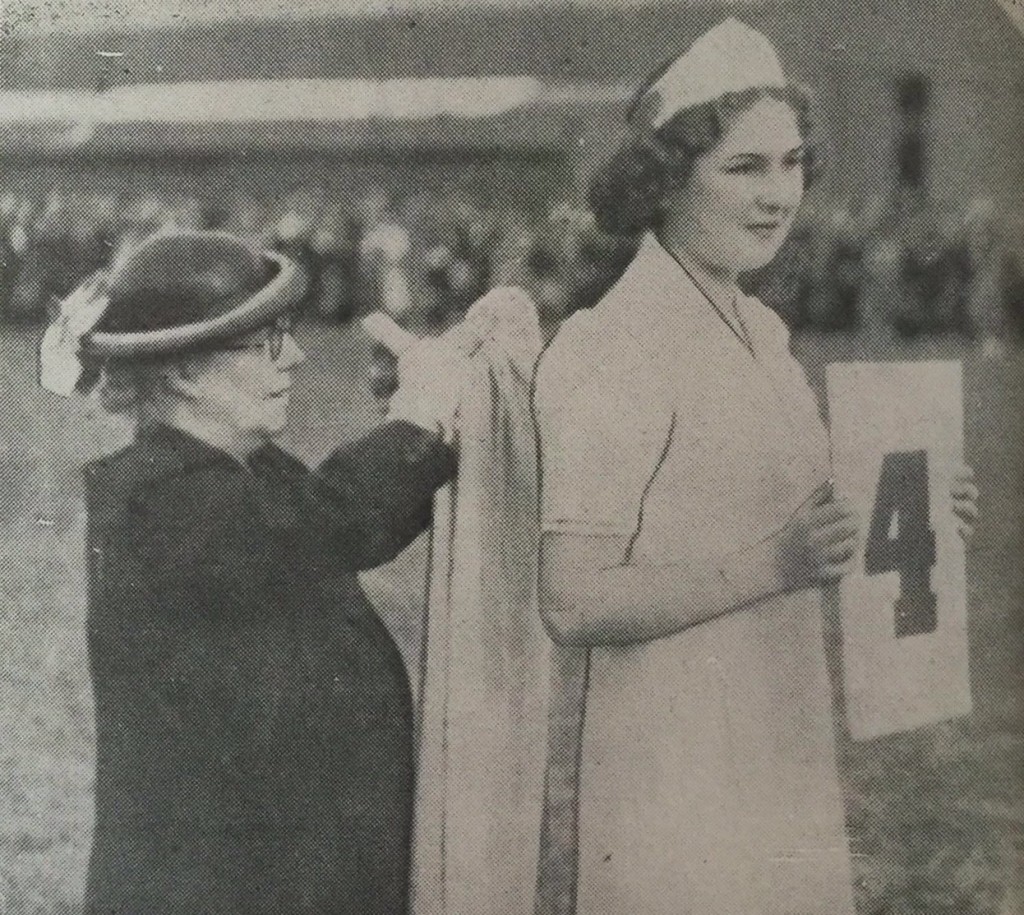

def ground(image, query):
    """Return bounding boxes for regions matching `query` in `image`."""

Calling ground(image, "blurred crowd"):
[0,187,635,334]
[752,191,1024,340]
[1,184,1022,340]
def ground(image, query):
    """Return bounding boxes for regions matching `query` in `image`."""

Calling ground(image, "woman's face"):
[181,326,305,443]
[661,96,806,276]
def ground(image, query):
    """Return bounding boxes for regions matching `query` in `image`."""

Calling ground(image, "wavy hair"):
[589,83,820,237]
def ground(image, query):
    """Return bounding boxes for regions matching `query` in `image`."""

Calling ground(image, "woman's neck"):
[141,400,264,464]
[656,232,740,312]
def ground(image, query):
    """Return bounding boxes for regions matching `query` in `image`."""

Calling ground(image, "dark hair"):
[589,83,820,237]
[93,359,165,415]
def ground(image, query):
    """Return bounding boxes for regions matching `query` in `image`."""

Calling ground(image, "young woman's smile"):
[745,219,785,241]
[660,96,806,277]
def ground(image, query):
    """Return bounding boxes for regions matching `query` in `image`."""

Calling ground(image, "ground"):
[0,323,1021,914]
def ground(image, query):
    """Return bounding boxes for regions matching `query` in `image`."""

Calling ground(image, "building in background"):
[2,0,1022,203]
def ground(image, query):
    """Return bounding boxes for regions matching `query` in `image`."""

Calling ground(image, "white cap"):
[640,18,787,129]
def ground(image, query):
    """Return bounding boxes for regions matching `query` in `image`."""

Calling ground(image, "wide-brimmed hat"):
[83,229,306,357]
[39,229,307,396]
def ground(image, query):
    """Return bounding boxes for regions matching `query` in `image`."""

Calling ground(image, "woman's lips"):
[746,222,782,241]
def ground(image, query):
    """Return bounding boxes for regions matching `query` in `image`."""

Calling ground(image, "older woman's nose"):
[277,333,305,370]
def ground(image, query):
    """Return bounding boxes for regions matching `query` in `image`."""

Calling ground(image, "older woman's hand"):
[773,483,861,591]
[951,464,980,541]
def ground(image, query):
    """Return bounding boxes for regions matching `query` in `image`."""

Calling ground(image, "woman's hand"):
[774,483,861,591]
[951,464,979,541]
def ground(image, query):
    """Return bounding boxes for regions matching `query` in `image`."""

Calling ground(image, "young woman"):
[533,20,979,914]
[43,230,465,914]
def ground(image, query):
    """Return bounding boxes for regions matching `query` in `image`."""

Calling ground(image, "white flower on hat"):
[39,271,111,397]
[641,18,787,129]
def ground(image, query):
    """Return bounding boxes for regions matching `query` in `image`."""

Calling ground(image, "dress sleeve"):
[533,336,674,538]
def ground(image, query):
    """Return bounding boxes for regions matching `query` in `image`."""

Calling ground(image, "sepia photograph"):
[0,1,1021,913]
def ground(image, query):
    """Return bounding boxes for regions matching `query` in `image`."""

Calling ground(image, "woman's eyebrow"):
[723,151,767,163]
[724,144,804,161]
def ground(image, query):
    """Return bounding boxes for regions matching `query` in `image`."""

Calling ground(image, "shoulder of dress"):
[536,311,650,401]
[594,249,670,321]
[594,262,720,364]
[536,311,593,383]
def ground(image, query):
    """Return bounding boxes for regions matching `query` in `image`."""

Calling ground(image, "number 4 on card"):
[864,450,938,638]
[827,360,969,739]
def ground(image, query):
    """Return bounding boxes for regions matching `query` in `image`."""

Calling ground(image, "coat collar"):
[136,423,248,475]
[85,423,245,522]
[85,424,305,531]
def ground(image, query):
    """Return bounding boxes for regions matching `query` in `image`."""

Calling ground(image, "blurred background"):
[0,2,1022,914]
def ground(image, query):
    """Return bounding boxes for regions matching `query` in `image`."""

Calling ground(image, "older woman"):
[43,230,463,914]
[533,20,979,915]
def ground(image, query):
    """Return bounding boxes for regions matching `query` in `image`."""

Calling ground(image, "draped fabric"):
[411,289,550,915]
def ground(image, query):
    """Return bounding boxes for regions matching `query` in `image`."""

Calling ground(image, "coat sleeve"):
[252,420,457,570]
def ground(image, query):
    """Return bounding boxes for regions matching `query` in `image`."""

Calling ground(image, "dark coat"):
[83,421,456,915]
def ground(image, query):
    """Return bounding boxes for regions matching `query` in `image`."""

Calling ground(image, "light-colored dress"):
[533,234,856,915]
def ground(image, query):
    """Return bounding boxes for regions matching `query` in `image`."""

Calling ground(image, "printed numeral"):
[864,450,937,637]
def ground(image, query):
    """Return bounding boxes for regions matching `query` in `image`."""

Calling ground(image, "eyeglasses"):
[219,313,296,361]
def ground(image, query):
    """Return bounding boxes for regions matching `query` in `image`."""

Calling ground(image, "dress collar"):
[608,233,752,346]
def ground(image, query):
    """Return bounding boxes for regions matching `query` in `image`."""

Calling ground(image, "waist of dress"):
[588,585,826,668]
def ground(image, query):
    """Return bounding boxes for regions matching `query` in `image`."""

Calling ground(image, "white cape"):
[411,288,549,915]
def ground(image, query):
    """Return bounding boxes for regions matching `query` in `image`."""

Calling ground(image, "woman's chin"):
[245,415,288,441]
[264,415,289,436]
[736,244,785,274]
[262,398,291,435]
[703,238,786,276]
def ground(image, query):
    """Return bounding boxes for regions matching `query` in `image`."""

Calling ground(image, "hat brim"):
[82,251,306,358]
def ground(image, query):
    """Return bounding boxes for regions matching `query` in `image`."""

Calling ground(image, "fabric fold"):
[411,287,549,915]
